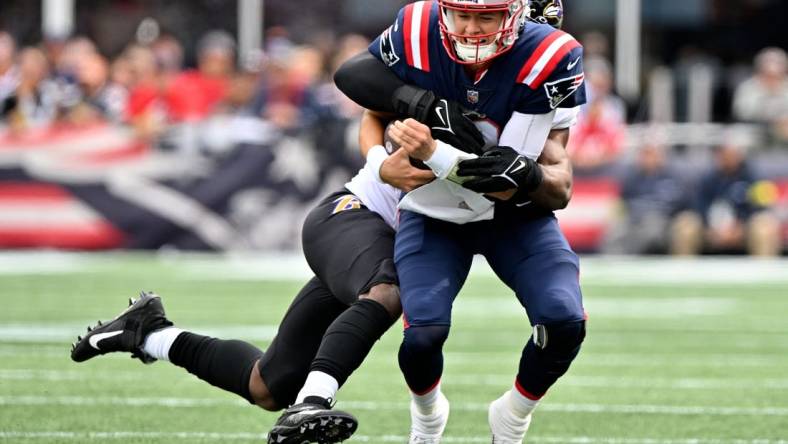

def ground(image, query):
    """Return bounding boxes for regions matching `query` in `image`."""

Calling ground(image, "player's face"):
[451,10,505,44]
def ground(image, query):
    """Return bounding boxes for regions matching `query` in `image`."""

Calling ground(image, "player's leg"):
[269,191,398,443]
[395,211,473,443]
[483,216,586,443]
[297,191,400,402]
[70,291,270,407]
[248,276,348,410]
[70,276,347,413]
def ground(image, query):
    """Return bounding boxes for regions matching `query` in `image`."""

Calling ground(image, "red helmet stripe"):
[404,1,432,72]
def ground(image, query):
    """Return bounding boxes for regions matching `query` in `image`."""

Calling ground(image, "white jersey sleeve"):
[498,110,556,160]
[552,106,580,130]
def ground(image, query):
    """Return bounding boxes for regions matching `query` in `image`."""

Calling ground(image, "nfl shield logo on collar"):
[466,89,479,104]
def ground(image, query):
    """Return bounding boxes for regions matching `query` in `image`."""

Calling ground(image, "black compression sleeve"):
[334,51,405,113]
[334,51,438,123]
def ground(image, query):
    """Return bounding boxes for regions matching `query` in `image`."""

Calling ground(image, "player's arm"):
[336,51,485,154]
[358,109,391,158]
[451,110,552,201]
[359,109,435,192]
[529,128,572,209]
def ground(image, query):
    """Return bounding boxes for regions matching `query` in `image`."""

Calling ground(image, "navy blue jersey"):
[369,0,587,129]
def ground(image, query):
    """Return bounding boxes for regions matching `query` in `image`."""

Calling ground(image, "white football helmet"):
[438,0,529,65]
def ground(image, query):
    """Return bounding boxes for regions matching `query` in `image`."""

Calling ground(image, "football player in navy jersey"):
[349,1,586,442]
[266,2,583,443]
[71,2,580,443]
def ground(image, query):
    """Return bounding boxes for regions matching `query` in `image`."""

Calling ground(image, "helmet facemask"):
[438,0,528,65]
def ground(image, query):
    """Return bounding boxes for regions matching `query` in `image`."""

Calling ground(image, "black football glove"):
[457,146,543,195]
[392,84,486,155]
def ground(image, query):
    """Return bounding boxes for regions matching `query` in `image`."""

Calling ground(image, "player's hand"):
[380,147,435,192]
[457,146,543,194]
[422,98,486,155]
[388,119,437,161]
[393,86,486,155]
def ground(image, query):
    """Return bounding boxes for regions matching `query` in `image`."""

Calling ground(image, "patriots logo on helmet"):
[543,73,584,109]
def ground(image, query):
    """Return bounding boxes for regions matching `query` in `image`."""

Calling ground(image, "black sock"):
[169,332,264,404]
[309,299,396,386]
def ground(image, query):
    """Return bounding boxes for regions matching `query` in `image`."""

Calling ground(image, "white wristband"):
[424,140,476,179]
[365,144,389,183]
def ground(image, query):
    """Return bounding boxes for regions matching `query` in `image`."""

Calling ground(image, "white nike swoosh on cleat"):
[88,330,124,350]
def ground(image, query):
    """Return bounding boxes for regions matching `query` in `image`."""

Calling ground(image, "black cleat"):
[267,397,358,444]
[70,291,173,364]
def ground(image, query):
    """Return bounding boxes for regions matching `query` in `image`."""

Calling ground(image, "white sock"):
[141,327,183,362]
[295,371,339,404]
[508,386,540,418]
[412,383,442,415]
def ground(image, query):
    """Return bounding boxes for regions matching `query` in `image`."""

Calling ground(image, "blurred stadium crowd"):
[0,0,786,255]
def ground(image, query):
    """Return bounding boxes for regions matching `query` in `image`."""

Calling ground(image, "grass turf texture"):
[1,253,787,443]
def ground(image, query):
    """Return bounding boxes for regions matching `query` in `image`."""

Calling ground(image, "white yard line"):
[0,324,279,342]
[446,352,788,367]
[439,374,788,390]
[0,252,787,285]
[0,431,785,444]
[0,369,145,382]
[1,395,787,416]
[2,320,787,344]
[5,368,788,393]
[5,369,788,391]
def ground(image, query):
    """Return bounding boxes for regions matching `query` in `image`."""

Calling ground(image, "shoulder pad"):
[515,30,581,89]
[402,1,435,72]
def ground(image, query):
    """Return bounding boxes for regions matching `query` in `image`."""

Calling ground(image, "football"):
[382,120,401,154]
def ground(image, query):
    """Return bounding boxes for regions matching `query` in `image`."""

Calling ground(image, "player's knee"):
[248,360,281,411]
[360,283,401,319]
[402,325,450,355]
[533,320,586,359]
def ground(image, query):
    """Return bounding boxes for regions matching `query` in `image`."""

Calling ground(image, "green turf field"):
[1,253,787,443]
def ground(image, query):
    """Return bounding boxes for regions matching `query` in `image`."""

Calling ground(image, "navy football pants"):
[394,210,585,395]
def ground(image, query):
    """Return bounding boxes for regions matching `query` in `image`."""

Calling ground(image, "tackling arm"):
[359,109,435,192]
[529,129,573,210]
[358,109,390,158]
[335,52,434,120]
[455,114,574,211]
[335,51,485,154]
